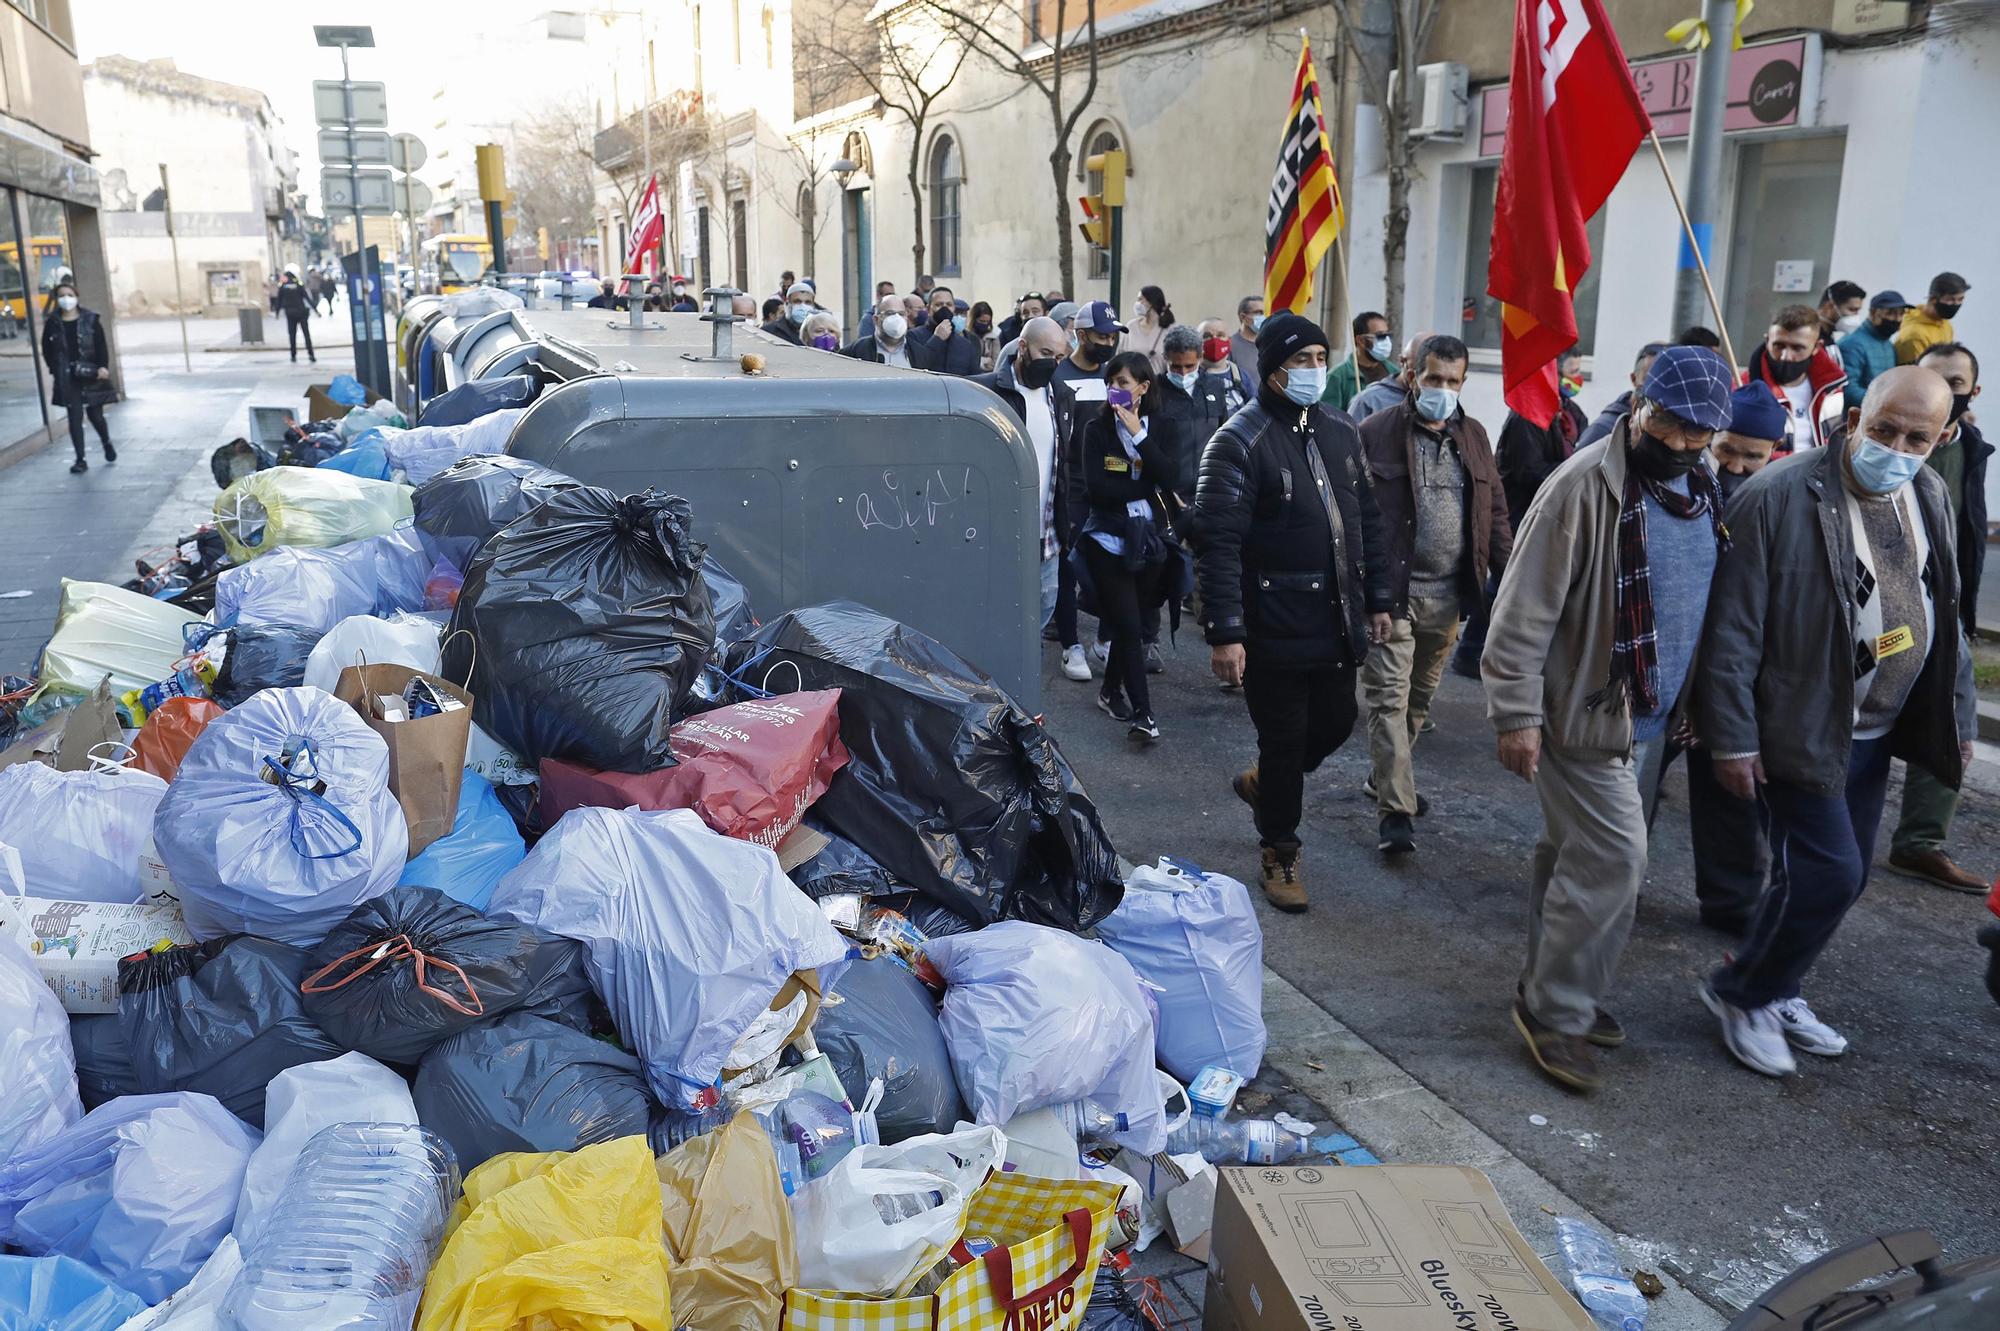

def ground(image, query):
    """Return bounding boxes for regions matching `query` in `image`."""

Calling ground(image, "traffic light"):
[1085,148,1126,206]
[1078,196,1108,249]
[475,144,506,202]
[538,226,550,261]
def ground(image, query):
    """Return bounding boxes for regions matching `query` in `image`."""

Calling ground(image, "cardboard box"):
[304,380,385,424]
[1203,1165,1594,1331]
[0,892,193,1012]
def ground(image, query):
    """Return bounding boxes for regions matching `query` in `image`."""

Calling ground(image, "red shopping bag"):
[127,697,227,781]
[540,689,848,848]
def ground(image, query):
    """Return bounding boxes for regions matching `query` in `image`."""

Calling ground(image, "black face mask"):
[1872,316,1901,335]
[1018,355,1058,390]
[1079,340,1112,367]
[1715,466,1750,502]
[1934,301,1963,320]
[1630,430,1705,481]
[1949,391,1973,426]
[1766,354,1810,384]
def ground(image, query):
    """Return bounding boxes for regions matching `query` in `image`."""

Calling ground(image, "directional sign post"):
[313,26,390,397]
[312,79,387,127]
[318,127,392,166]
[388,133,429,291]
[321,169,395,213]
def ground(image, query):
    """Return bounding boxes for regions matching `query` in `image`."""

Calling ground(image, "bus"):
[420,234,493,293]
[0,236,69,321]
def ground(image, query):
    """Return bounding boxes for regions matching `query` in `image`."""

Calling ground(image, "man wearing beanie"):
[1482,345,1737,1093]
[1187,311,1394,911]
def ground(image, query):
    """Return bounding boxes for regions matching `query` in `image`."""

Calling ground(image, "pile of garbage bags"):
[0,410,1293,1328]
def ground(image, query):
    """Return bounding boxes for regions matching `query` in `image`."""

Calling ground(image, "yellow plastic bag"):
[33,579,204,703]
[656,1113,797,1331]
[418,1135,674,1331]
[213,465,413,562]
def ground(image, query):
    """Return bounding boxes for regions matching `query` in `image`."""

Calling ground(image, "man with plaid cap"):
[1482,345,1737,1092]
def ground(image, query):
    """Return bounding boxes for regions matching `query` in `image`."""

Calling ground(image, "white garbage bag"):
[488,806,850,1109]
[111,1235,241,1331]
[152,687,407,947]
[33,579,204,701]
[1097,857,1266,1081]
[0,885,82,1163]
[0,758,168,904]
[232,1053,418,1253]
[925,921,1165,1155]
[0,1092,258,1305]
[384,407,527,486]
[212,527,432,635]
[301,611,442,694]
[790,1125,1005,1296]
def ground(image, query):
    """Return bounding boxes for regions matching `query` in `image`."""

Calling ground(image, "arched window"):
[1083,126,1121,280]
[929,134,961,277]
[797,181,816,277]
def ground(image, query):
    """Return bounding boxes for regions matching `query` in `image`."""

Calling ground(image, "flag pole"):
[1645,128,1739,379]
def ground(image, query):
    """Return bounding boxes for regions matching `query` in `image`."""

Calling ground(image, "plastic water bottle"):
[1554,1217,1647,1331]
[1165,1114,1342,1165]
[1053,1101,1129,1144]
[222,1123,460,1331]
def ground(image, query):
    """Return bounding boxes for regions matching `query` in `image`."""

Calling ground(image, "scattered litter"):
[1530,1112,1550,1126]
[0,589,30,599]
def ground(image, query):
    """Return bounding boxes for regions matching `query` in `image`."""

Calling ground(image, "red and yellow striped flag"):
[1263,34,1343,315]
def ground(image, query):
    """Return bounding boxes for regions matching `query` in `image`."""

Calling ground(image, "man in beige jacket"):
[1481,346,1736,1093]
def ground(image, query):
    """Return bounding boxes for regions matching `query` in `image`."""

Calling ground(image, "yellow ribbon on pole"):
[1666,0,1754,50]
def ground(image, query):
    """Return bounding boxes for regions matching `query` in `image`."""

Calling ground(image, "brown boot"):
[1887,847,1988,893]
[1232,766,1259,809]
[1260,846,1306,913]
[1511,999,1601,1092]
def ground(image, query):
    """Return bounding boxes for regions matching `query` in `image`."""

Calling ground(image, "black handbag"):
[68,360,100,385]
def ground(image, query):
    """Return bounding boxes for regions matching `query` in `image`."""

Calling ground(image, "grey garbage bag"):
[411,1011,659,1171]
[814,955,967,1145]
[66,1015,140,1110]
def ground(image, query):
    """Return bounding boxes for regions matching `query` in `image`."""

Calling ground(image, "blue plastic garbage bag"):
[212,528,431,634]
[418,374,538,428]
[0,1092,258,1304]
[0,1254,149,1331]
[317,439,393,479]
[400,770,526,911]
[152,686,408,947]
[385,408,527,487]
[327,373,368,407]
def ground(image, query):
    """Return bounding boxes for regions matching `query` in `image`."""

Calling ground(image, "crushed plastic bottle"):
[1053,1101,1129,1144]
[1164,1112,1341,1165]
[221,1123,459,1331]
[1555,1216,1647,1331]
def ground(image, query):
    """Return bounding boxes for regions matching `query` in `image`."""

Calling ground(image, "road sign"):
[392,176,433,216]
[390,132,427,174]
[318,127,392,166]
[313,79,388,128]
[322,169,396,214]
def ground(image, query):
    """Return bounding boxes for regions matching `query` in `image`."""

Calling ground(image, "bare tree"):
[511,102,602,263]
[590,92,717,276]
[917,0,1098,294]
[1325,0,1444,337]
[797,0,971,285]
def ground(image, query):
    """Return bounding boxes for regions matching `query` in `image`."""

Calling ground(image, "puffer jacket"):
[1186,389,1392,667]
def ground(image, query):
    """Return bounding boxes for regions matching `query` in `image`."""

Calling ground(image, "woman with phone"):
[1076,351,1179,741]
[41,279,115,474]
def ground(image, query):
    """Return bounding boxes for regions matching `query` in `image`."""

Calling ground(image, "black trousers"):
[64,399,109,460]
[1681,745,1770,926]
[1242,655,1359,852]
[1081,540,1166,718]
[286,314,314,359]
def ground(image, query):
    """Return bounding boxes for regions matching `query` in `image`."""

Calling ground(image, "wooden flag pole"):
[1646,128,1739,379]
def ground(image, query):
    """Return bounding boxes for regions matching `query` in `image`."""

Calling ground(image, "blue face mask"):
[1849,437,1926,493]
[1168,370,1198,394]
[1415,386,1459,422]
[1251,315,1266,333]
[789,303,813,324]
[952,314,968,334]
[1282,365,1325,406]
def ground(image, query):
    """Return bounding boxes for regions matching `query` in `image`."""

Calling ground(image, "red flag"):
[1487,0,1650,426]
[623,175,664,282]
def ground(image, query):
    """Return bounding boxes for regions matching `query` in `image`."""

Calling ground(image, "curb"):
[0,425,52,473]
[1259,968,1728,1330]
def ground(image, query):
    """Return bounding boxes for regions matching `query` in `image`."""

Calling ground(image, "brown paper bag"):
[334,655,473,856]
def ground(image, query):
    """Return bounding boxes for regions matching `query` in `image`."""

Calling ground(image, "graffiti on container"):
[854,467,975,538]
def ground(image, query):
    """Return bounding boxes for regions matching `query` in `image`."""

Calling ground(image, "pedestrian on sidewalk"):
[1322,309,1395,413]
[1697,365,1976,1078]
[1483,345,1735,1093]
[276,267,316,364]
[1050,301,1125,685]
[1884,342,1990,893]
[1187,312,1392,913]
[41,279,115,474]
[1358,334,1510,856]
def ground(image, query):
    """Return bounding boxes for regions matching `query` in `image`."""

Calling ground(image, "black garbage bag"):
[68,1014,141,1110]
[790,823,907,902]
[117,936,344,1129]
[444,487,715,772]
[198,622,322,706]
[412,455,583,570]
[729,602,1122,931]
[815,956,967,1145]
[211,437,276,489]
[419,374,539,428]
[412,1011,660,1171]
[704,553,757,644]
[301,885,597,1065]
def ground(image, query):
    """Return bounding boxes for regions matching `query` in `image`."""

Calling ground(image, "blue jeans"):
[1711,736,1893,1008]
[1040,551,1059,629]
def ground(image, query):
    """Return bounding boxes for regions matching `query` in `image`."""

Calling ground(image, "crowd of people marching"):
[693,265,1987,1095]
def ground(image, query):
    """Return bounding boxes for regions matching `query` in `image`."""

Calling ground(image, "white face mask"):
[57,295,78,312]
[879,313,908,344]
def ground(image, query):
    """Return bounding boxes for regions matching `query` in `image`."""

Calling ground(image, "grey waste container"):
[237,306,264,346]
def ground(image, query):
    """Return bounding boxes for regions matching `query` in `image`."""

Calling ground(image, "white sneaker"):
[1698,983,1797,1077]
[1061,644,1092,682]
[1091,641,1111,664]
[1774,996,1849,1057]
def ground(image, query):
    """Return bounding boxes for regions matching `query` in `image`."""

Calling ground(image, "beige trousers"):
[1361,594,1461,816]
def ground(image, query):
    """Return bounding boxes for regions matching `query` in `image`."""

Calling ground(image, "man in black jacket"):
[1578,342,1665,448]
[971,317,1075,635]
[1188,312,1393,910]
[763,281,814,345]
[841,297,933,369]
[275,269,316,364]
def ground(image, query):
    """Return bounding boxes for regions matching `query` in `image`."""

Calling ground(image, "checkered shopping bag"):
[784,1175,1124,1331]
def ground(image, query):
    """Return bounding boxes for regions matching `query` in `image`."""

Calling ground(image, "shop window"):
[1460,162,1603,354]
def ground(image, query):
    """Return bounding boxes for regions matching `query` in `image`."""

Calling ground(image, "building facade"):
[82,56,301,319]
[0,0,116,453]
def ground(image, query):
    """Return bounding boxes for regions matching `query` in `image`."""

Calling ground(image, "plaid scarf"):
[1585,459,1730,716]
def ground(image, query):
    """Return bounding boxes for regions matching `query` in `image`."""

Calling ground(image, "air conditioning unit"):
[1387,61,1469,140]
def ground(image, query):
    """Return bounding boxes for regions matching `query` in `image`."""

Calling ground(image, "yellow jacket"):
[1894,308,1954,364]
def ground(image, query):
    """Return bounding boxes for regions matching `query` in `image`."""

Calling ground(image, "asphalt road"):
[1036,624,2000,1310]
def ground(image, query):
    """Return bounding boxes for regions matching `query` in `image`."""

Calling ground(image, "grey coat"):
[1696,443,1976,797]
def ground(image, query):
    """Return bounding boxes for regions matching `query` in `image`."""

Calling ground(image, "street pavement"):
[1036,620,2000,1316]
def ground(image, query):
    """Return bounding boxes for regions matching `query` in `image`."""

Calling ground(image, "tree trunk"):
[1381,121,1410,339]
[907,144,927,286]
[1051,144,1074,297]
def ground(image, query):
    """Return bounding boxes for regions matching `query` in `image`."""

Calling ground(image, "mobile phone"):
[1107,387,1135,409]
